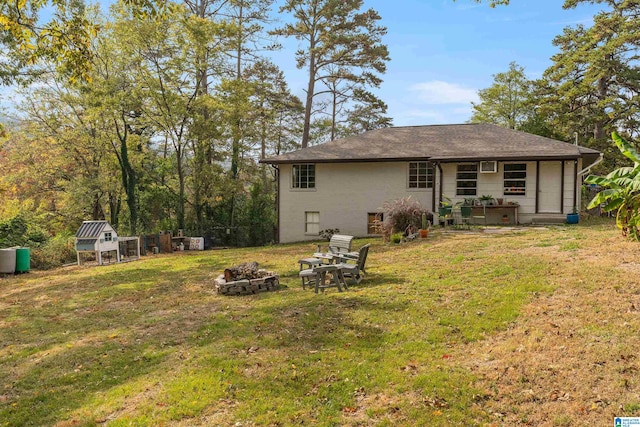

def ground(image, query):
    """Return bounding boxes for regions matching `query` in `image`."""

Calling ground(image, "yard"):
[2,219,640,426]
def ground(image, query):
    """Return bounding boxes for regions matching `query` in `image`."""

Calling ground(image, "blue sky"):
[357,0,603,126]
[2,0,604,126]
[274,0,603,127]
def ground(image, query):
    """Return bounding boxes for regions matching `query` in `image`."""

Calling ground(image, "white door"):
[538,161,562,213]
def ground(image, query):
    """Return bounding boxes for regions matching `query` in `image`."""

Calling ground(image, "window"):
[408,162,434,189]
[456,164,478,196]
[292,164,315,189]
[305,211,320,235]
[104,232,112,242]
[367,212,384,234]
[504,163,527,195]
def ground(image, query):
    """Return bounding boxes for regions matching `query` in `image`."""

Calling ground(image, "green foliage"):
[585,132,640,240]
[470,62,534,130]
[390,232,403,244]
[30,234,77,270]
[246,182,276,246]
[272,0,390,147]
[538,0,640,169]
[0,215,28,247]
[0,215,78,269]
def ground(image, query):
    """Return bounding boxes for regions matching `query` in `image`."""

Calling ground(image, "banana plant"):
[585,132,640,240]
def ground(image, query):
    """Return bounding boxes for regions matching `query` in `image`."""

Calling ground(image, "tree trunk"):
[301,40,316,148]
[176,145,185,230]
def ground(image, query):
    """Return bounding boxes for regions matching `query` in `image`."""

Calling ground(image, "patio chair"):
[326,234,355,255]
[336,243,370,285]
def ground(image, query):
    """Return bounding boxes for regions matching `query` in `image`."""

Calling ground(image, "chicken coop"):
[75,221,140,266]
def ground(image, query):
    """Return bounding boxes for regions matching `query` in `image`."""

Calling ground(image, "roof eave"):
[261,154,586,165]
[261,156,433,165]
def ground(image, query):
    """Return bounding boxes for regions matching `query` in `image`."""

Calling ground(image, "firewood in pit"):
[224,261,261,281]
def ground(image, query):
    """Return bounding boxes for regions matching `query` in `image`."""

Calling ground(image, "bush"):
[390,233,403,244]
[30,235,77,270]
[380,197,432,236]
[319,228,340,240]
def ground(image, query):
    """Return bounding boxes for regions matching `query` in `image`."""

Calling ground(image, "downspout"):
[432,161,439,214]
[437,162,444,217]
[535,161,540,214]
[271,164,280,244]
[572,161,578,212]
[560,161,565,214]
[576,153,604,213]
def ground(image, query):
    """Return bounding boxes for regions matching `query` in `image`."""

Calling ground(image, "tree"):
[244,59,303,191]
[539,0,640,169]
[320,67,391,141]
[470,62,533,130]
[0,0,179,85]
[17,80,120,226]
[272,0,389,148]
[0,0,99,84]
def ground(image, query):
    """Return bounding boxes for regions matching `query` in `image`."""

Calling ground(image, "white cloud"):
[409,80,479,105]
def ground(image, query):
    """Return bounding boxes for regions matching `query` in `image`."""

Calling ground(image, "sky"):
[289,0,603,127]
[1,0,605,127]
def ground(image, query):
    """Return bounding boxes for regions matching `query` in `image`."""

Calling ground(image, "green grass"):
[0,223,615,425]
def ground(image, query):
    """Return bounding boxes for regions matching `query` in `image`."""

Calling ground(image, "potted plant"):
[566,207,579,224]
[438,195,454,227]
[496,198,504,205]
[438,195,453,216]
[419,212,430,238]
[479,194,494,206]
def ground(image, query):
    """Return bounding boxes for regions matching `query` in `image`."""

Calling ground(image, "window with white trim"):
[305,211,320,235]
[408,162,434,189]
[456,163,478,196]
[104,232,112,242]
[504,163,527,195]
[292,164,315,189]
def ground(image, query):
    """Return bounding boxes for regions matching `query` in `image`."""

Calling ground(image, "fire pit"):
[214,261,280,296]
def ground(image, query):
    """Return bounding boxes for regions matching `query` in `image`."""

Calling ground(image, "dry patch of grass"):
[1,220,638,426]
[461,221,640,425]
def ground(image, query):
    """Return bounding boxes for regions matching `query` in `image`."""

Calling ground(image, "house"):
[261,123,603,243]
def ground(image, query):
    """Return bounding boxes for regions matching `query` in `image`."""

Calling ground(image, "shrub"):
[30,235,77,270]
[380,197,432,236]
[390,233,403,244]
[319,228,340,240]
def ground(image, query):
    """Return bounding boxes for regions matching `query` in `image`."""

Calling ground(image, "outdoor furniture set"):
[298,234,370,293]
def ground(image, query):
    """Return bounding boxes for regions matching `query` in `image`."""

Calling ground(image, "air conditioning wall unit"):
[480,160,498,173]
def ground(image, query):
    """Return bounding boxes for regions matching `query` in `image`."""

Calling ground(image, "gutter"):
[577,153,604,177]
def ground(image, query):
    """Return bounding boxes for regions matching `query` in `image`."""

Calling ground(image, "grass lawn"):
[2,218,640,426]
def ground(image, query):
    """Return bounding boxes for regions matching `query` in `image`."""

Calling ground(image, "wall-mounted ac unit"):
[480,161,497,173]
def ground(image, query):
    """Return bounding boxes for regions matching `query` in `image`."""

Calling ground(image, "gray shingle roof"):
[76,221,109,238]
[261,123,602,164]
